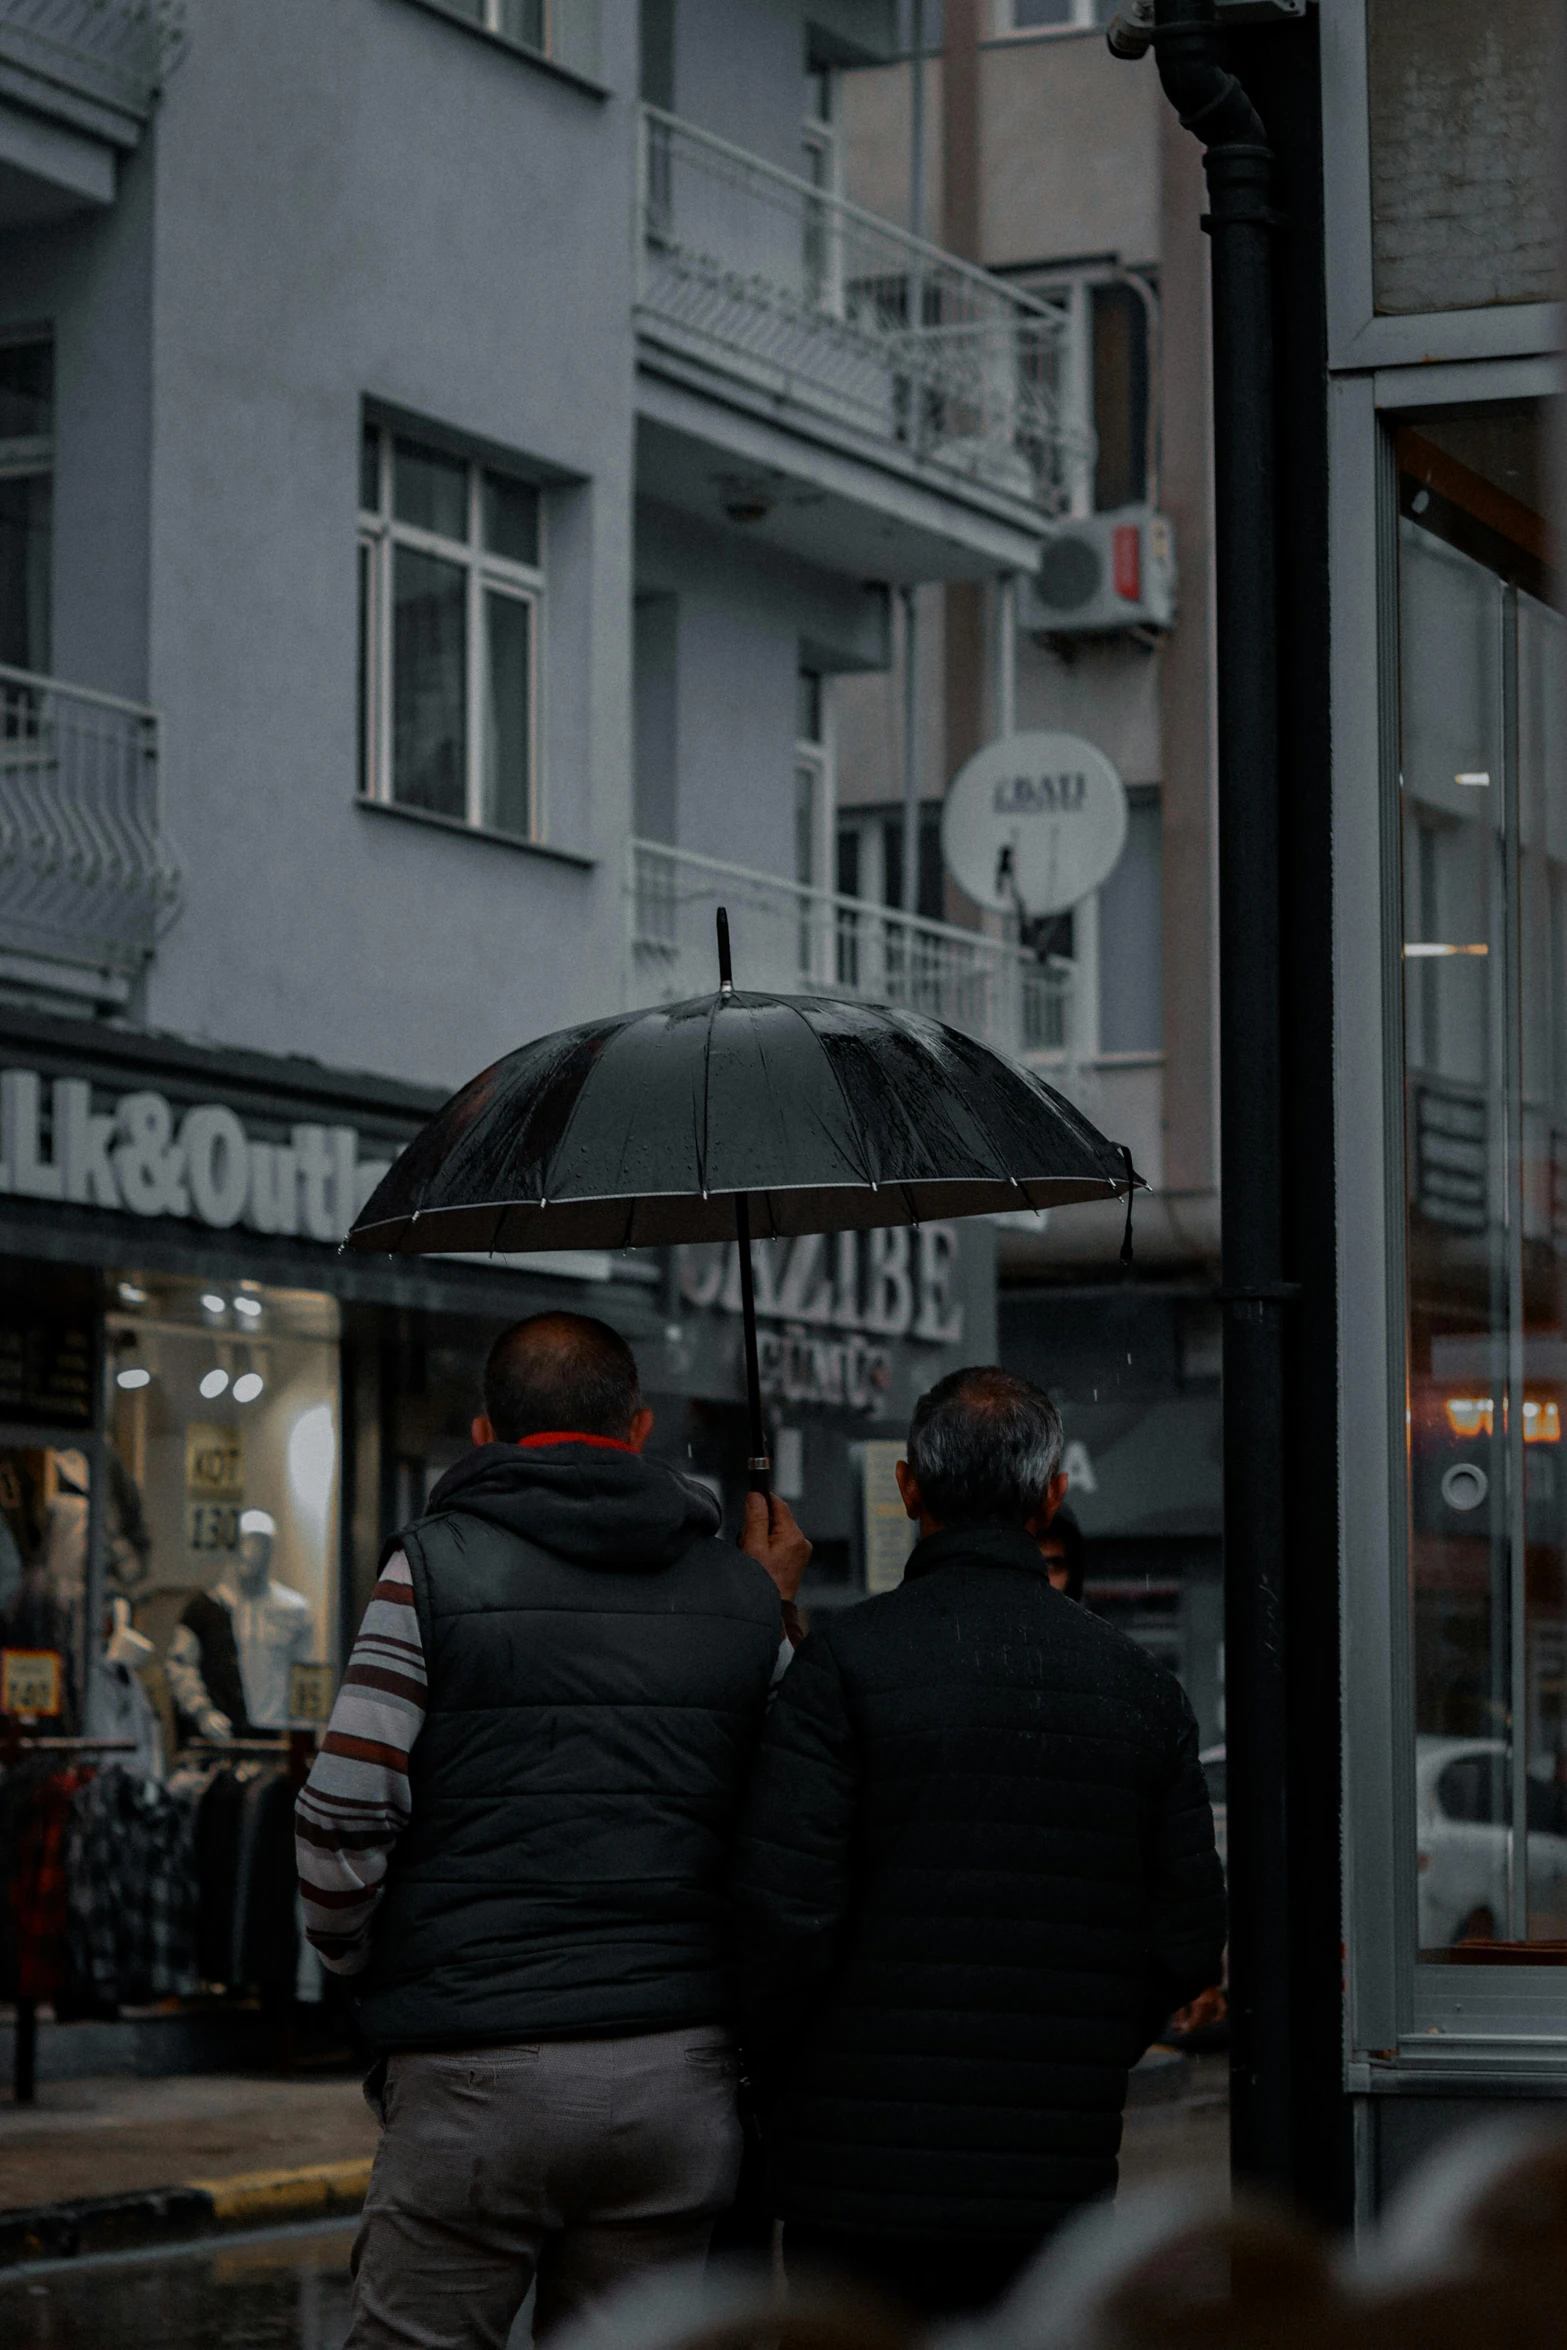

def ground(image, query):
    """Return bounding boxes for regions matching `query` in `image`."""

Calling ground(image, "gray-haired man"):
[731,1365,1225,2317]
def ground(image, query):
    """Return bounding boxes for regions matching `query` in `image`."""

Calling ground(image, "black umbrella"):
[349,911,1138,1491]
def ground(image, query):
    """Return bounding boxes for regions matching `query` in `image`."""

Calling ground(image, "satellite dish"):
[942,731,1128,917]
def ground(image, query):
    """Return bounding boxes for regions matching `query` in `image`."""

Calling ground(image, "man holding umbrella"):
[297,1309,809,2349]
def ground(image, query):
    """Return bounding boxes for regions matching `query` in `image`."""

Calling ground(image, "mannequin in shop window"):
[164,1509,314,1742]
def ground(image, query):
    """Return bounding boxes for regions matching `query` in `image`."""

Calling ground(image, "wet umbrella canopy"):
[349,911,1138,1486]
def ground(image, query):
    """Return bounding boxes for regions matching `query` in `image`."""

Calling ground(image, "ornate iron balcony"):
[637,105,1092,515]
[0,663,181,1003]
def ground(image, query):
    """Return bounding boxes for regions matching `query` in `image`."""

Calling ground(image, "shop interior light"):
[118,1281,148,1307]
[200,1291,227,1315]
[1442,1395,1560,1443]
[199,1367,230,1400]
[232,1295,263,1320]
[1404,942,1489,957]
[116,1366,151,1391]
[232,1371,265,1403]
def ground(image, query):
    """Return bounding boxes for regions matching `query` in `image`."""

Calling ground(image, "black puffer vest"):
[355,1441,781,2052]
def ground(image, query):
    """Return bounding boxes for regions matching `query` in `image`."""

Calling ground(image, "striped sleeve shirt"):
[295,1550,427,1975]
[295,1544,798,1976]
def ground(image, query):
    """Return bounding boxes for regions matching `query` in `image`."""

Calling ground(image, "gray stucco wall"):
[635,494,888,874]
[127,0,638,1091]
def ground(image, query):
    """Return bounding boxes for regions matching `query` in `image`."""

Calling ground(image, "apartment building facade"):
[0,0,1089,1822]
[834,1,1224,1736]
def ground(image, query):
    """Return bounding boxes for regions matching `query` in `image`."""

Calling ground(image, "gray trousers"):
[346,2025,744,2350]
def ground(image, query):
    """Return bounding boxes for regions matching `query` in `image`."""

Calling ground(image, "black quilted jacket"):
[730,1522,1226,2246]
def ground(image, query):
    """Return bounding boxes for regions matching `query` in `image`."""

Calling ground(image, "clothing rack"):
[3,1734,136,2105]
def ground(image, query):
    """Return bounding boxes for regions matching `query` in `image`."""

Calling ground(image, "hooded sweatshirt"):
[298,1441,782,2052]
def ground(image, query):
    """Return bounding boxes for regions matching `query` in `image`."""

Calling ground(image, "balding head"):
[482,1313,643,1444]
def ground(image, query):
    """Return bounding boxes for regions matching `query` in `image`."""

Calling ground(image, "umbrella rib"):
[901,1010,1102,1202]
[696,990,723,1196]
[777,997,880,1189]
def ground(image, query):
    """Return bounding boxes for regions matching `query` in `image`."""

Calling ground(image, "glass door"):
[1394,400,1567,1960]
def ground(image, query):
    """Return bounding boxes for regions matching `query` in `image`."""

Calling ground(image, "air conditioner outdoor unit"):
[1024,506,1177,637]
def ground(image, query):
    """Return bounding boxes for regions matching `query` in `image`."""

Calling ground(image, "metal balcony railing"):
[0,664,180,989]
[637,106,1091,513]
[0,0,186,129]
[629,838,1078,1072]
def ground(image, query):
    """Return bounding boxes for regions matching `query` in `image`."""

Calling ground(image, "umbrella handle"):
[734,1194,771,1497]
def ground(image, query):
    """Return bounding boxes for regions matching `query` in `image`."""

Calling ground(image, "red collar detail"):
[516,1431,636,1453]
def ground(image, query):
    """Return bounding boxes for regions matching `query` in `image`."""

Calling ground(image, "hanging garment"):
[193,1766,245,1985]
[11,1766,90,1999]
[84,1658,164,1784]
[65,1767,199,2006]
[241,1770,303,1998]
[0,1757,58,1997]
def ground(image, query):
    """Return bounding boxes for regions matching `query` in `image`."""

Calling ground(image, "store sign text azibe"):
[0,1069,393,1243]
[677,1227,965,1411]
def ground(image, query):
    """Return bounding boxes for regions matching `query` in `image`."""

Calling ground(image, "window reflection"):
[1398,400,1567,1958]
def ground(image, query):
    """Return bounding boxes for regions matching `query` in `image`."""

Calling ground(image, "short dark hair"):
[483,1313,642,1443]
[906,1365,1064,1528]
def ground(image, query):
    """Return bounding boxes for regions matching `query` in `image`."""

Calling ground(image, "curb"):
[0,2157,372,2268]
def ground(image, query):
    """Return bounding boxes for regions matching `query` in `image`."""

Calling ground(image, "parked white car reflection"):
[1416,1735,1567,1948]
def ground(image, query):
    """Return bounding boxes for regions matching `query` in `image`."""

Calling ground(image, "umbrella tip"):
[716,905,734,996]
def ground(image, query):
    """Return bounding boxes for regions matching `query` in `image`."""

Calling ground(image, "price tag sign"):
[290,1662,334,1724]
[861,1440,916,1595]
[2,1648,63,1718]
[186,1422,243,1501]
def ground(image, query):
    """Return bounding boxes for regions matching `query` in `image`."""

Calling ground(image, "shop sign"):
[289,1662,334,1723]
[186,1421,243,1558]
[0,1067,395,1245]
[861,1439,916,1593]
[1,1647,62,1717]
[678,1226,966,1413]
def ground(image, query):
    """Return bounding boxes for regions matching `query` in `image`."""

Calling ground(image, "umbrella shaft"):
[734,1195,771,1496]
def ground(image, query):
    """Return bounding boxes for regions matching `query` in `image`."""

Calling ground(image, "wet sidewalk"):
[0,2073,377,2262]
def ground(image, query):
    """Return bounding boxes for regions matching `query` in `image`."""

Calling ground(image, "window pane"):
[0,472,52,671]
[494,0,545,49]
[1092,281,1149,512]
[482,471,539,566]
[1099,794,1163,1051]
[483,589,531,837]
[1013,0,1075,23]
[393,438,468,541]
[392,546,467,819]
[360,425,380,514]
[796,668,822,744]
[1397,401,1567,1955]
[357,538,374,795]
[0,341,52,441]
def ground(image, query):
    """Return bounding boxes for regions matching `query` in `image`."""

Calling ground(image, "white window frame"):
[0,333,54,676]
[988,0,1109,38]
[357,422,545,844]
[1012,261,1159,520]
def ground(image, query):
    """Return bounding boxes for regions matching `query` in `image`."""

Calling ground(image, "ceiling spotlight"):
[232,1295,263,1320]
[116,1367,151,1391]
[201,1292,226,1315]
[199,1367,230,1400]
[118,1282,148,1307]
[232,1371,265,1403]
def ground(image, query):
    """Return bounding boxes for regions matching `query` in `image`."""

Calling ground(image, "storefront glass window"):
[105,1276,340,1749]
[1395,399,1567,1957]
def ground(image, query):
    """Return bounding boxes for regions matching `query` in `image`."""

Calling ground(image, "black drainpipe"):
[1109,0,1293,2192]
